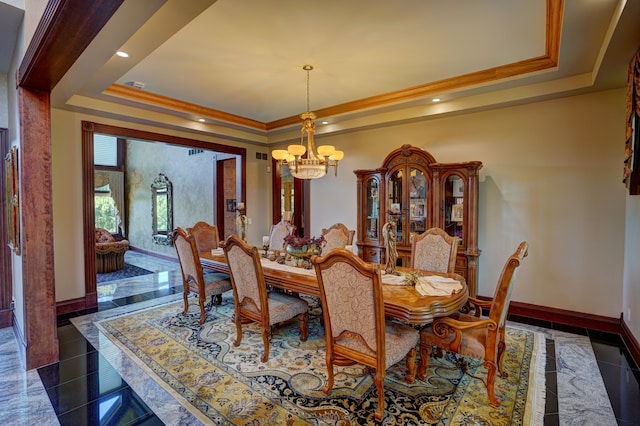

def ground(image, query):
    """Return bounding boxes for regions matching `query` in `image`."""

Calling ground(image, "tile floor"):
[0,251,638,425]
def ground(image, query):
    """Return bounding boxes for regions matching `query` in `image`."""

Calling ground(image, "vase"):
[286,244,322,259]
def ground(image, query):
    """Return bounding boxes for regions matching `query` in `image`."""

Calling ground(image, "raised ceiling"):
[46,0,640,144]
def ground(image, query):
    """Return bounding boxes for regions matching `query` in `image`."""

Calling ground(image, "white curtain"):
[95,170,126,236]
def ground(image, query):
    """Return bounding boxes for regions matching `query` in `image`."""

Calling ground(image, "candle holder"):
[262,244,269,258]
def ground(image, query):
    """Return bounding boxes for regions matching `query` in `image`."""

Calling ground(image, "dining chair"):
[187,221,220,254]
[320,222,356,254]
[410,227,459,273]
[312,249,419,422]
[268,218,296,252]
[417,241,529,408]
[222,234,309,362]
[172,227,232,324]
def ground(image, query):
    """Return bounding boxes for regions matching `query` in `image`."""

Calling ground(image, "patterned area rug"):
[96,295,545,425]
[96,263,154,283]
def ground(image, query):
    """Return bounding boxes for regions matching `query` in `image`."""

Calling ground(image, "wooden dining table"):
[200,251,468,325]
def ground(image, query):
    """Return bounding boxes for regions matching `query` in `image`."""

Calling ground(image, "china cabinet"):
[354,144,482,296]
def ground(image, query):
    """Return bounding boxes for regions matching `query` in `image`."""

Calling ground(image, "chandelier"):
[272,65,344,179]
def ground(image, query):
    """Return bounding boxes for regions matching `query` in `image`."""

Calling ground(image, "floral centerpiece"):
[284,234,325,259]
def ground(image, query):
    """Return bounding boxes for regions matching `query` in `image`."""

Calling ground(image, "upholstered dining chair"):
[312,249,419,422]
[320,223,356,254]
[222,234,309,362]
[268,218,296,252]
[187,221,220,255]
[410,227,459,273]
[417,241,529,408]
[172,227,232,324]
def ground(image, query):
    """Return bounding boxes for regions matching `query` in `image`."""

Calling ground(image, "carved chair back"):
[410,227,459,273]
[187,221,220,253]
[321,223,356,254]
[268,220,296,251]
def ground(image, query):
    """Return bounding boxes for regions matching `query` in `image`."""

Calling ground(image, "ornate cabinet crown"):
[354,144,482,296]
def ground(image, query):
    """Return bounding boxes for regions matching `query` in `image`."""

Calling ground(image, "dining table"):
[200,249,468,325]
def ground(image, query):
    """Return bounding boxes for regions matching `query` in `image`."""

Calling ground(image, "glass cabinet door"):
[365,178,380,239]
[387,168,404,243]
[444,174,464,245]
[409,167,427,242]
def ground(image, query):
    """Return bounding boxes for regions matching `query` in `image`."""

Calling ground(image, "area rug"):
[96,296,545,425]
[96,263,154,283]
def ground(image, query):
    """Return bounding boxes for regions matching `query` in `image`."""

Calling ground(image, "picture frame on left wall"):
[5,146,20,255]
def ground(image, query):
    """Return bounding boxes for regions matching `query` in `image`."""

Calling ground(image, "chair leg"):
[233,310,243,347]
[374,369,385,422]
[405,346,417,384]
[260,325,272,363]
[497,339,508,378]
[182,290,189,315]
[484,360,499,408]
[323,353,335,395]
[417,343,433,381]
[299,312,309,342]
[198,296,206,325]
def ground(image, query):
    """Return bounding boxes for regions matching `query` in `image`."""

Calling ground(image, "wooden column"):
[18,87,58,369]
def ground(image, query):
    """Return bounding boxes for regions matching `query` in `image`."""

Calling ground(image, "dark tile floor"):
[510,314,640,426]
[41,288,640,425]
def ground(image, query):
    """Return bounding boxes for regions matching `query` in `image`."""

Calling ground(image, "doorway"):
[81,121,246,311]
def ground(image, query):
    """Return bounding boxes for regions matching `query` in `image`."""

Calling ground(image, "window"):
[94,134,118,166]
[95,184,118,233]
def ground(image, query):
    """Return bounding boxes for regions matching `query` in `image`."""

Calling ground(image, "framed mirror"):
[151,173,173,246]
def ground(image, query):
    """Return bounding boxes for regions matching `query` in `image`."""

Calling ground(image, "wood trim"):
[82,122,98,309]
[98,2,563,132]
[19,87,59,369]
[82,121,246,305]
[621,318,640,369]
[104,84,266,131]
[56,297,87,316]
[19,0,124,90]
[507,300,621,333]
[478,295,639,368]
[0,128,11,328]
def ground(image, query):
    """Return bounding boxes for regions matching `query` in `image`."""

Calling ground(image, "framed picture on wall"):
[5,146,20,255]
[451,203,463,223]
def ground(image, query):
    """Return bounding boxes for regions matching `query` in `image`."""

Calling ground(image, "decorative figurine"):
[382,220,400,275]
[236,202,248,241]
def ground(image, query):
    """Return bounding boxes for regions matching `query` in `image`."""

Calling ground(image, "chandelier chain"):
[306,68,310,112]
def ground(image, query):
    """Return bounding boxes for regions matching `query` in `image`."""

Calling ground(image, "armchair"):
[95,227,129,273]
[417,241,529,407]
[312,249,419,421]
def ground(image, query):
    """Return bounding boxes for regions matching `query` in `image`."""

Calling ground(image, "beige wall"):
[308,89,627,319]
[51,108,269,301]
[50,88,638,342]
[126,140,217,256]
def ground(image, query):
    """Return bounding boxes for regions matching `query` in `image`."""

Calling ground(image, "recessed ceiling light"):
[432,98,441,102]
[116,51,129,58]
[198,118,206,122]
[321,121,329,125]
